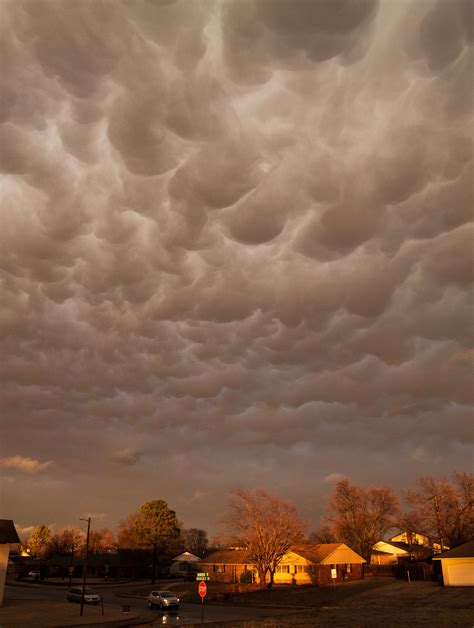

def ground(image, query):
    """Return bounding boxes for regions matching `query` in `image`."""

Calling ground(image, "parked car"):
[27,570,40,580]
[66,587,101,605]
[148,590,180,610]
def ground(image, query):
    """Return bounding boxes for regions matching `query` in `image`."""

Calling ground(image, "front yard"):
[195,578,474,627]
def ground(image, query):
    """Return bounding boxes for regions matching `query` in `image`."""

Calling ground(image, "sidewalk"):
[0,598,144,628]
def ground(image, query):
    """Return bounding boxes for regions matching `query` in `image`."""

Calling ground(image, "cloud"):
[324,473,348,484]
[110,449,141,466]
[0,0,471,534]
[0,456,53,473]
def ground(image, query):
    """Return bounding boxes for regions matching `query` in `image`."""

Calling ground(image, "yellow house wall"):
[391,532,428,546]
[273,553,313,584]
[373,541,408,557]
[320,547,365,565]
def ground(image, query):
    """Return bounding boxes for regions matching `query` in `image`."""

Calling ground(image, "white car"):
[66,587,101,605]
[148,590,180,610]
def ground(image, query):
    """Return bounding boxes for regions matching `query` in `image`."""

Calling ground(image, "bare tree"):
[224,488,306,587]
[88,528,115,555]
[308,526,337,545]
[325,479,399,562]
[48,527,84,556]
[404,470,474,549]
[182,528,209,557]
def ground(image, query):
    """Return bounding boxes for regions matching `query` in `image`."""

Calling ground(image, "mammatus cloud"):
[0,0,472,533]
[0,456,54,473]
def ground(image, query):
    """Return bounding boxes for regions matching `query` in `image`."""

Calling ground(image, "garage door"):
[446,562,474,586]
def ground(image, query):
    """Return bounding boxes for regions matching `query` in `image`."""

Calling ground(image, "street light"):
[79,517,91,617]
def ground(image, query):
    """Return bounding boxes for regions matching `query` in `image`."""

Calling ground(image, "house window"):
[213,564,226,573]
[346,563,352,573]
[276,564,290,573]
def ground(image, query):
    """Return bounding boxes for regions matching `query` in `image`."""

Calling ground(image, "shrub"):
[240,570,253,584]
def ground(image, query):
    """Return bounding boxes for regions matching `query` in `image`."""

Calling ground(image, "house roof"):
[432,540,474,560]
[201,549,253,564]
[0,520,20,544]
[172,552,201,562]
[200,544,366,566]
[296,544,366,565]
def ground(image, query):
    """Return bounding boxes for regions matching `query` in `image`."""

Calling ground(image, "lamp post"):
[79,517,91,617]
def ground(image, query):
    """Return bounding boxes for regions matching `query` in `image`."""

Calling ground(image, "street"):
[3,584,300,626]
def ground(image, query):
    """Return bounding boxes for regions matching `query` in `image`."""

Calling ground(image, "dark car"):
[66,587,101,605]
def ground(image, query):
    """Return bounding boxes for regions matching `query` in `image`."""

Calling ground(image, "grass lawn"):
[197,578,474,627]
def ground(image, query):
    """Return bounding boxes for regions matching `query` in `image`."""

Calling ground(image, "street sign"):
[196,574,209,581]
[198,581,207,598]
[197,572,209,577]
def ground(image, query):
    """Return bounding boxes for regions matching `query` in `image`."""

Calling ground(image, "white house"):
[433,541,474,586]
[169,551,201,577]
[0,520,20,606]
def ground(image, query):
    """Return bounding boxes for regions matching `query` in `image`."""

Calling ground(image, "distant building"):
[0,520,21,606]
[169,551,201,578]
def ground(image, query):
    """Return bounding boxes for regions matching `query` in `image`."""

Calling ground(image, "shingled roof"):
[0,520,20,544]
[432,540,474,560]
[200,549,253,564]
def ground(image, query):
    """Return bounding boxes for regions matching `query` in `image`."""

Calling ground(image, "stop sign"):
[198,581,207,598]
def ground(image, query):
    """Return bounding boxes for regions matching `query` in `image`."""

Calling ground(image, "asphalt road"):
[5,584,300,625]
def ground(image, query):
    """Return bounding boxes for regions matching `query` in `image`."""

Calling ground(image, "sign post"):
[198,580,207,625]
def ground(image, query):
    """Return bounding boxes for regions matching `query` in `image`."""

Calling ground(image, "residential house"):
[169,551,201,578]
[371,541,410,565]
[0,520,20,606]
[199,544,365,586]
[433,540,474,586]
[389,531,448,553]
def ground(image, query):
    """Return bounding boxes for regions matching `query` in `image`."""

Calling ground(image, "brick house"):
[199,543,365,585]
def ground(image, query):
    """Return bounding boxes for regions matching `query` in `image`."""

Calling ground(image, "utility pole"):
[79,517,91,617]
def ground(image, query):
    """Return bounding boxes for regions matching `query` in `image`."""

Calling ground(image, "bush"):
[240,570,253,584]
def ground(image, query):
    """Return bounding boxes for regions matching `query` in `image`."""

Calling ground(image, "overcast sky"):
[1,0,472,538]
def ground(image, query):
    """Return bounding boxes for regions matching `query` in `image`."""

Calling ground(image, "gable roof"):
[0,520,20,544]
[295,544,366,565]
[432,540,474,560]
[172,552,201,562]
[200,549,253,564]
[200,544,366,566]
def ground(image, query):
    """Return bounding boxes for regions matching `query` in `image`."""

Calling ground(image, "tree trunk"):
[257,568,266,587]
[268,570,275,588]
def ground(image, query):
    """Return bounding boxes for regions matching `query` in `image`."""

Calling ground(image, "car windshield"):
[160,592,174,597]
[84,588,97,595]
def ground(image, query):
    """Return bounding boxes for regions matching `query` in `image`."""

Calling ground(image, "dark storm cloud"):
[0,0,472,532]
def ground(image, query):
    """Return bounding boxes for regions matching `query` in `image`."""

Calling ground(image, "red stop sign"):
[198,581,207,598]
